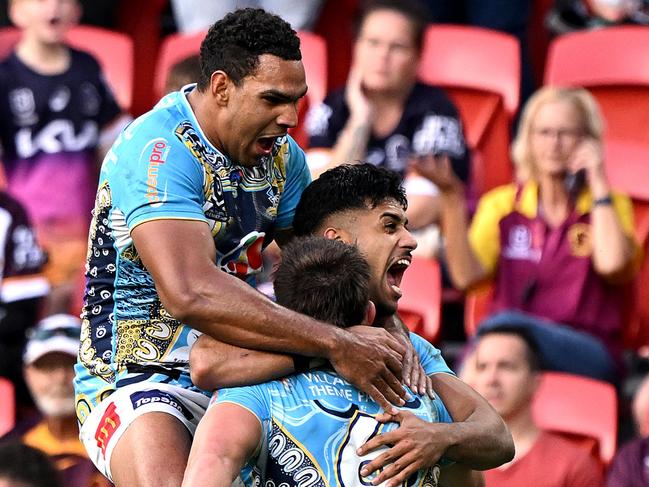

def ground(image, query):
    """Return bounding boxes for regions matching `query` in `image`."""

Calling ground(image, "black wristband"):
[594,195,613,207]
[292,354,310,373]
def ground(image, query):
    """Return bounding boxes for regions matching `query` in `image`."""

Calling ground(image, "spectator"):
[606,374,649,485]
[471,327,604,486]
[547,0,649,36]
[305,0,470,236]
[0,443,60,487]
[184,236,483,487]
[170,0,325,33]
[1,314,107,487]
[0,0,127,313]
[0,190,48,414]
[420,86,640,383]
[164,54,201,95]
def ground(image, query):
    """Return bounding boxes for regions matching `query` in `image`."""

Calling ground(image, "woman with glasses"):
[418,86,640,384]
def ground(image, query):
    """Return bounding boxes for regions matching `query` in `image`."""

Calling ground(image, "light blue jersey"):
[214,333,454,486]
[74,85,311,424]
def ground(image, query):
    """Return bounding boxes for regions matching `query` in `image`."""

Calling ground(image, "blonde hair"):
[511,86,604,182]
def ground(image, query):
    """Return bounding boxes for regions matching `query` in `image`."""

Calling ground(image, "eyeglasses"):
[27,326,80,341]
[532,127,583,141]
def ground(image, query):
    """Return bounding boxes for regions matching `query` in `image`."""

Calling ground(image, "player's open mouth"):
[386,257,411,297]
[256,136,278,154]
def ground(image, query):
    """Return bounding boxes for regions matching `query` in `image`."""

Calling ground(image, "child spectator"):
[0,0,126,313]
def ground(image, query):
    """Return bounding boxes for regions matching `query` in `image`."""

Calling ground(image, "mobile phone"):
[564,169,586,199]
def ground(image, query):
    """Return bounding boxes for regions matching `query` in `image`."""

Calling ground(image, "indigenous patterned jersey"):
[214,333,454,487]
[74,86,311,424]
[0,48,121,235]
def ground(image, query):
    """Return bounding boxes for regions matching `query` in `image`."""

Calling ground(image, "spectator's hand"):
[411,155,464,196]
[345,66,374,124]
[384,315,435,399]
[569,137,609,197]
[357,410,449,486]
[330,326,407,411]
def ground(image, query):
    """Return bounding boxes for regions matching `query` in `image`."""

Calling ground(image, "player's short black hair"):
[478,326,542,372]
[198,8,302,89]
[293,163,407,237]
[0,443,60,487]
[274,237,370,328]
[355,0,431,51]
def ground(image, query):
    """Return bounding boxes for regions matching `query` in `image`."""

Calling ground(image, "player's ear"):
[361,301,376,326]
[210,71,230,106]
[323,227,351,243]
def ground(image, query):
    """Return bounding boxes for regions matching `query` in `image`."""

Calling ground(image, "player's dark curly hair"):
[274,237,370,328]
[293,163,408,237]
[198,8,302,90]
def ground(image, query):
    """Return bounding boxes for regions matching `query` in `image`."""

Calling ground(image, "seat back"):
[0,376,15,437]
[0,26,134,111]
[464,284,494,338]
[545,27,649,145]
[154,30,205,99]
[398,257,442,343]
[417,25,520,195]
[532,371,617,465]
[418,25,520,118]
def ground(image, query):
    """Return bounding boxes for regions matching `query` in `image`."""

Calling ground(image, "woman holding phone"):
[418,86,640,383]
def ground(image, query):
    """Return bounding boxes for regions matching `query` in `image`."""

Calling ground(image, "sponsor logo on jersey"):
[129,389,194,420]
[94,401,121,457]
[145,139,170,205]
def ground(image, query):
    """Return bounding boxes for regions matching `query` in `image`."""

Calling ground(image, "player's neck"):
[15,35,70,76]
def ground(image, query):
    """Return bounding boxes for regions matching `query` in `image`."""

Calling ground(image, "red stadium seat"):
[417,25,520,195]
[464,284,494,338]
[398,257,442,344]
[532,371,617,465]
[0,26,134,111]
[154,30,327,148]
[545,26,649,146]
[0,376,15,437]
[154,30,205,100]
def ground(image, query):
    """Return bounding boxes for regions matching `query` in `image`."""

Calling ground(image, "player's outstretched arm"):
[132,218,408,409]
[182,403,260,487]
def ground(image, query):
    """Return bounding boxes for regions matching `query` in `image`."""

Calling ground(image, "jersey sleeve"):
[468,185,517,276]
[275,136,312,230]
[410,332,454,376]
[213,384,271,424]
[108,121,207,230]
